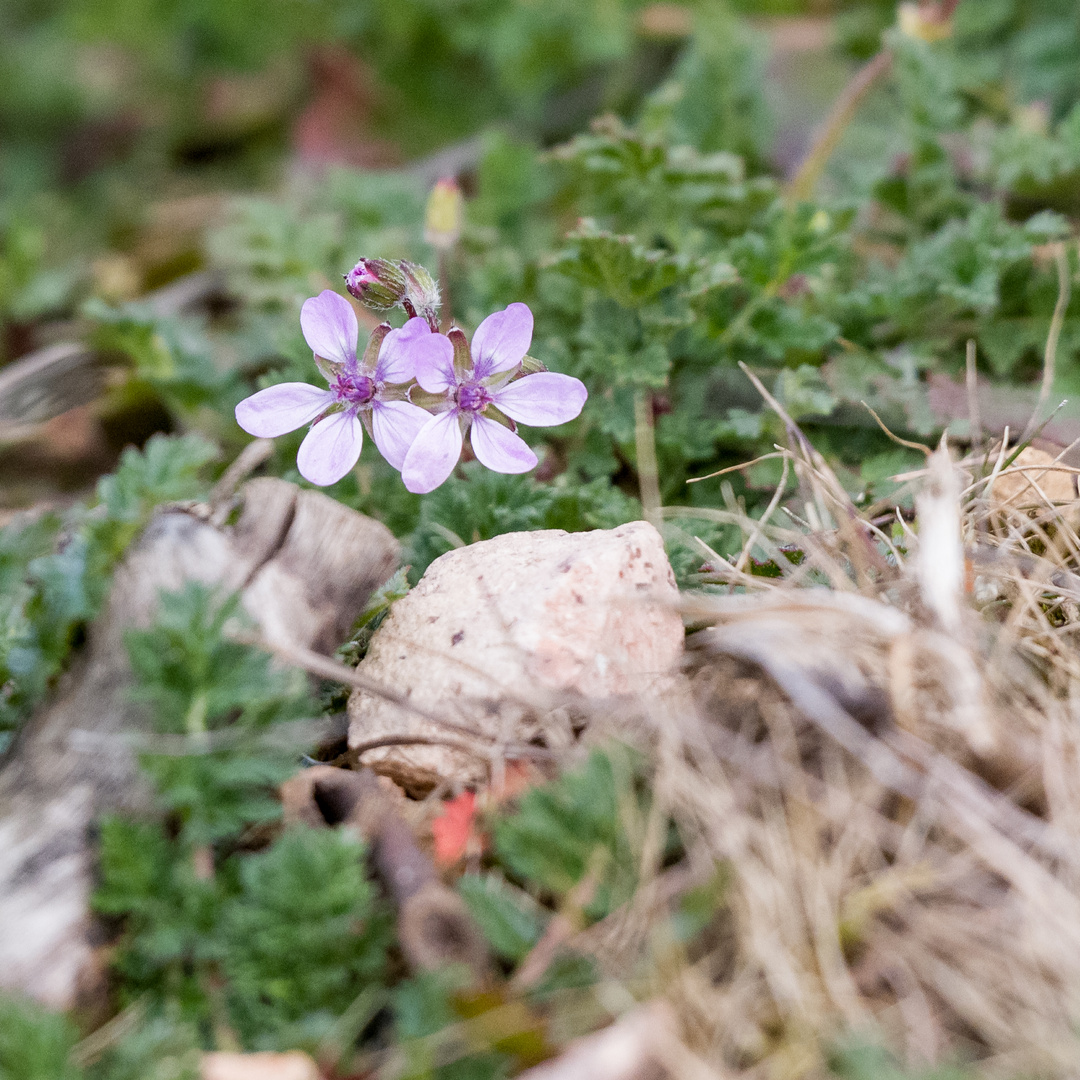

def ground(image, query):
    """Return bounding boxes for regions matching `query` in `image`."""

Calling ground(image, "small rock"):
[202,1051,320,1080]
[347,522,682,792]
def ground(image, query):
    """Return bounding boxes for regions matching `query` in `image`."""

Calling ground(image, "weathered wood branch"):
[0,477,398,1008]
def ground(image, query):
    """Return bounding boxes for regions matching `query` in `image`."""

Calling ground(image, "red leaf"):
[432,791,477,866]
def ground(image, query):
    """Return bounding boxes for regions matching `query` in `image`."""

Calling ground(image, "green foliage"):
[0,434,216,738]
[492,748,646,921]
[0,994,81,1080]
[457,874,547,964]
[89,1018,202,1080]
[87,434,219,594]
[209,172,426,317]
[124,583,311,845]
[85,298,235,418]
[829,1041,974,1080]
[97,582,393,1049]
[391,969,511,1080]
[552,113,775,243]
[94,816,222,1013]
[0,210,78,327]
[96,823,394,1051]
[217,828,392,1048]
[336,566,413,667]
[641,6,772,166]
[954,0,1080,121]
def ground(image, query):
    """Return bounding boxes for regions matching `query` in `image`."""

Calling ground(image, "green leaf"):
[554,221,687,307]
[492,748,645,921]
[124,582,312,845]
[219,827,392,1047]
[457,874,547,963]
[0,435,216,735]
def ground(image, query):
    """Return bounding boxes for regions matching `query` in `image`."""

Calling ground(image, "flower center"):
[333,373,377,405]
[456,381,492,413]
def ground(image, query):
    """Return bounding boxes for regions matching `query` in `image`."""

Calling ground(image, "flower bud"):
[424,177,464,251]
[897,2,952,43]
[361,322,392,370]
[344,258,409,310]
[399,261,441,326]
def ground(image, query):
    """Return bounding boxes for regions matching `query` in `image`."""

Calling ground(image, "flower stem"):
[634,390,662,530]
[786,48,893,204]
[1020,240,1072,444]
[438,249,454,332]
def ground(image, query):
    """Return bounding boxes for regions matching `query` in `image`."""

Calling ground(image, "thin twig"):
[68,715,344,757]
[686,451,789,485]
[331,733,554,768]
[734,457,791,575]
[862,401,932,456]
[230,631,497,745]
[209,439,273,513]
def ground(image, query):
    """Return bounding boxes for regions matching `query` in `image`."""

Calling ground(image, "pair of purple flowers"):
[234,290,587,493]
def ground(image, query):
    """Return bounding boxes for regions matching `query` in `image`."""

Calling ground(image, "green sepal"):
[519,355,548,376]
[362,323,392,370]
[448,326,472,377]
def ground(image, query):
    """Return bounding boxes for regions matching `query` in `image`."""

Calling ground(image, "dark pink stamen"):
[333,373,377,405]
[457,382,491,413]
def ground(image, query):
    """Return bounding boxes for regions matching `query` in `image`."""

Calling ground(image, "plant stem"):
[438,249,454,332]
[786,49,894,204]
[786,0,963,203]
[634,390,662,530]
[1020,241,1072,445]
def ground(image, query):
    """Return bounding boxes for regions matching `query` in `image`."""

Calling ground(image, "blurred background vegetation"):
[4,0,1080,686]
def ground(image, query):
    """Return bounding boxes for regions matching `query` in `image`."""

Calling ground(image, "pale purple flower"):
[234,289,437,486]
[401,302,587,494]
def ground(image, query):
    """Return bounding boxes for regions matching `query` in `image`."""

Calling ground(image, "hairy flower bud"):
[399,261,441,325]
[345,258,441,328]
[344,258,409,310]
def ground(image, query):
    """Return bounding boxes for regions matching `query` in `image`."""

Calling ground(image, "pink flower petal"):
[235,383,335,437]
[471,302,533,380]
[371,399,431,471]
[376,317,432,383]
[470,414,538,474]
[296,410,363,486]
[411,332,457,393]
[401,410,464,494]
[300,290,359,368]
[490,372,587,427]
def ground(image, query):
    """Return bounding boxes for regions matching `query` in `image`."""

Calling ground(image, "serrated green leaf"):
[457,874,547,963]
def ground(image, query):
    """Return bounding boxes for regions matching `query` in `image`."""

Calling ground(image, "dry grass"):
[583,417,1080,1077]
